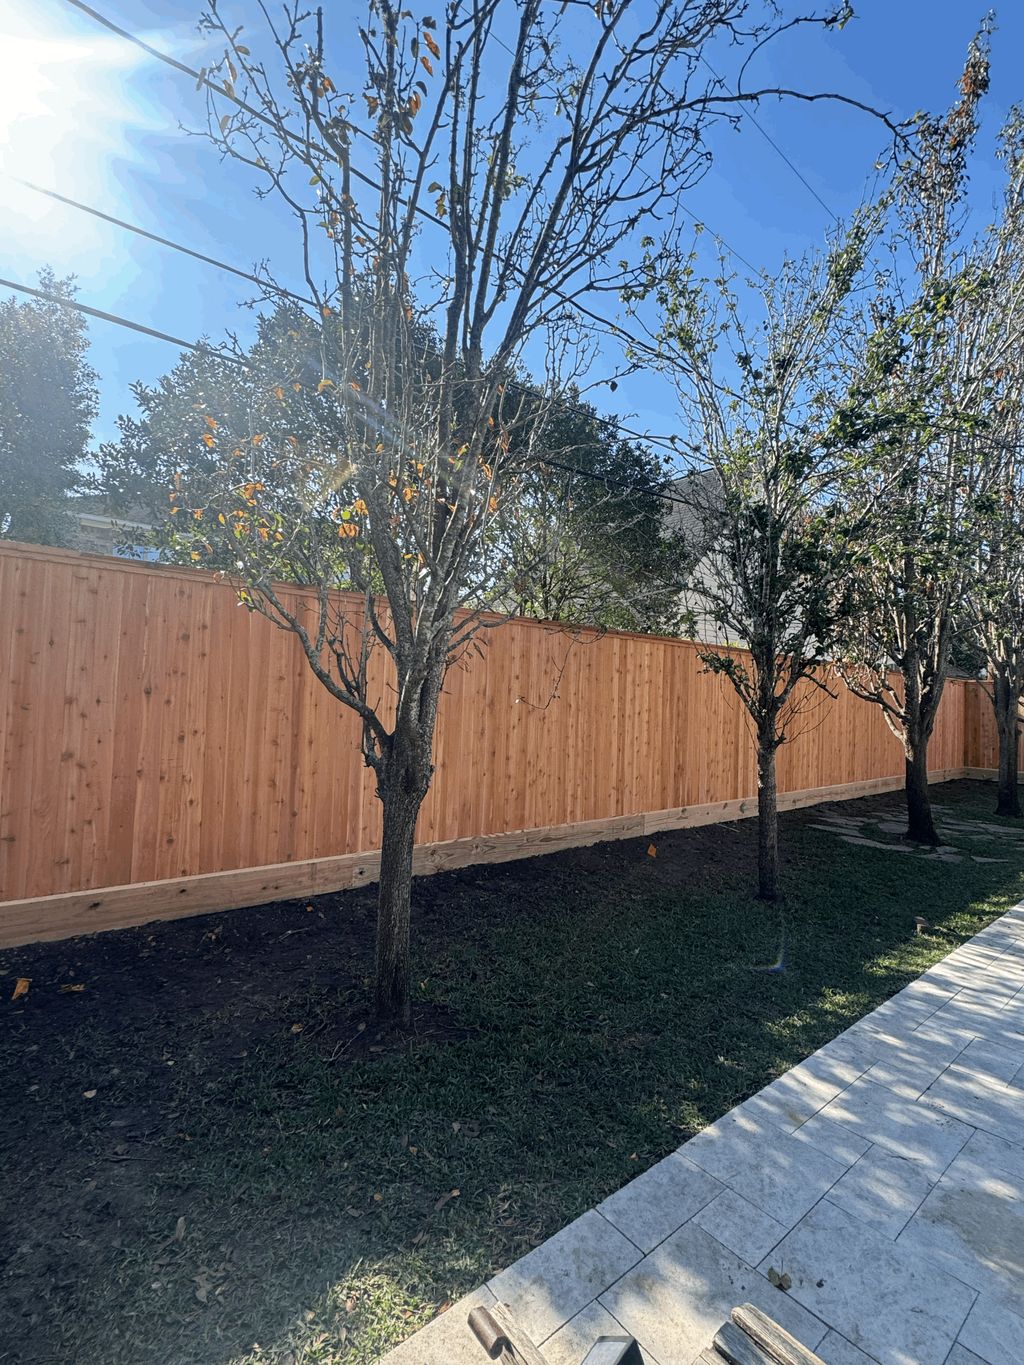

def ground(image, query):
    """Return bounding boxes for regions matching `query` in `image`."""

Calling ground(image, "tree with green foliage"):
[627,222,875,900]
[153,0,905,1023]
[959,108,1024,818]
[972,441,1024,819]
[835,31,1024,844]
[98,331,681,631]
[0,270,97,545]
[495,393,681,631]
[94,307,343,559]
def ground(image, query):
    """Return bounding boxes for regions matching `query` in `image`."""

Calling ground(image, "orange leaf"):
[647,843,657,858]
[202,433,216,448]
[420,54,434,76]
[204,415,218,430]
[11,977,30,1001]
[423,31,440,58]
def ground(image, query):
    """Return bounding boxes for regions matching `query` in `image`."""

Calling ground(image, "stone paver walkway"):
[380,904,1024,1365]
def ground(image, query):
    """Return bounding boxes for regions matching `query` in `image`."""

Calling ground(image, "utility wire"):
[61,2,747,385]
[5,174,313,309]
[486,26,761,276]
[10,172,684,458]
[699,55,840,225]
[0,272,693,508]
[0,274,246,365]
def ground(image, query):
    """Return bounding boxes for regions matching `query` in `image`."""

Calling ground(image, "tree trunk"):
[374,781,422,1026]
[756,739,780,901]
[904,735,939,845]
[992,670,1022,818]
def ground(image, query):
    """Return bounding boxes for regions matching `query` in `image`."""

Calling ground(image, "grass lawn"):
[2,780,1023,1365]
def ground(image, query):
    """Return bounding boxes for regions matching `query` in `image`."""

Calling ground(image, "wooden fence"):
[0,541,993,946]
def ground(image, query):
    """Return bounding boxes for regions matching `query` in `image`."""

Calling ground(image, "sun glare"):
[0,10,151,195]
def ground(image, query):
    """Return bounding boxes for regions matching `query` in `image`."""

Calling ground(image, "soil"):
[0,782,1011,1363]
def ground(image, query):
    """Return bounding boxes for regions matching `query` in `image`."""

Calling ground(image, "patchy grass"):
[1,781,1023,1364]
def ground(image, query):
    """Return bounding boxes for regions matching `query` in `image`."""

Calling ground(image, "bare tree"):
[174,0,903,1021]
[837,31,1024,843]
[627,223,875,899]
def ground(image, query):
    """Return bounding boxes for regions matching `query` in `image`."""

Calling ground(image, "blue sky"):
[1,1,1022,460]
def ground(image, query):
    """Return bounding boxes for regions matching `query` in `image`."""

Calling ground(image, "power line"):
[56,3,713,465]
[699,55,840,225]
[60,2,739,407]
[0,275,246,365]
[0,272,693,508]
[5,174,314,309]
[11,171,685,458]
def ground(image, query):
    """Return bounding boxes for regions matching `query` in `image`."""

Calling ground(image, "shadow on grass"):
[0,781,1022,1365]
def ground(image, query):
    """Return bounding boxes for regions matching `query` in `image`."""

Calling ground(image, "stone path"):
[810,803,1024,866]
[379,904,1024,1365]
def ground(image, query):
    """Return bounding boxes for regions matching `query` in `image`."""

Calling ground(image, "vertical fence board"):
[0,541,987,916]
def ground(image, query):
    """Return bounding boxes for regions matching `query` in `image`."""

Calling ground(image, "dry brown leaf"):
[11,978,30,1001]
[83,1089,97,1099]
[647,843,657,857]
[59,983,86,993]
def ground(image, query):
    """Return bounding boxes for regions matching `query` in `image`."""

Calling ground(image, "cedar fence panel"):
[0,542,982,945]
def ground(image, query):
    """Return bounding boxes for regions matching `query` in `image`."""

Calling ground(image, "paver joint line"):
[379,903,1024,1365]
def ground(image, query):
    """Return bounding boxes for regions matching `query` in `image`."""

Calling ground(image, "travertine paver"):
[598,1223,829,1365]
[957,1293,1024,1361]
[596,1153,723,1252]
[756,1199,976,1364]
[894,1148,1024,1305]
[690,1188,788,1266]
[816,1330,878,1365]
[673,1110,848,1223]
[379,904,1024,1365]
[824,1147,934,1240]
[486,1210,641,1343]
[542,1302,661,1365]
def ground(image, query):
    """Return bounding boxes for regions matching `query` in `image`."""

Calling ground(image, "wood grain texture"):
[0,769,971,947]
[0,542,985,944]
[728,1305,825,1365]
